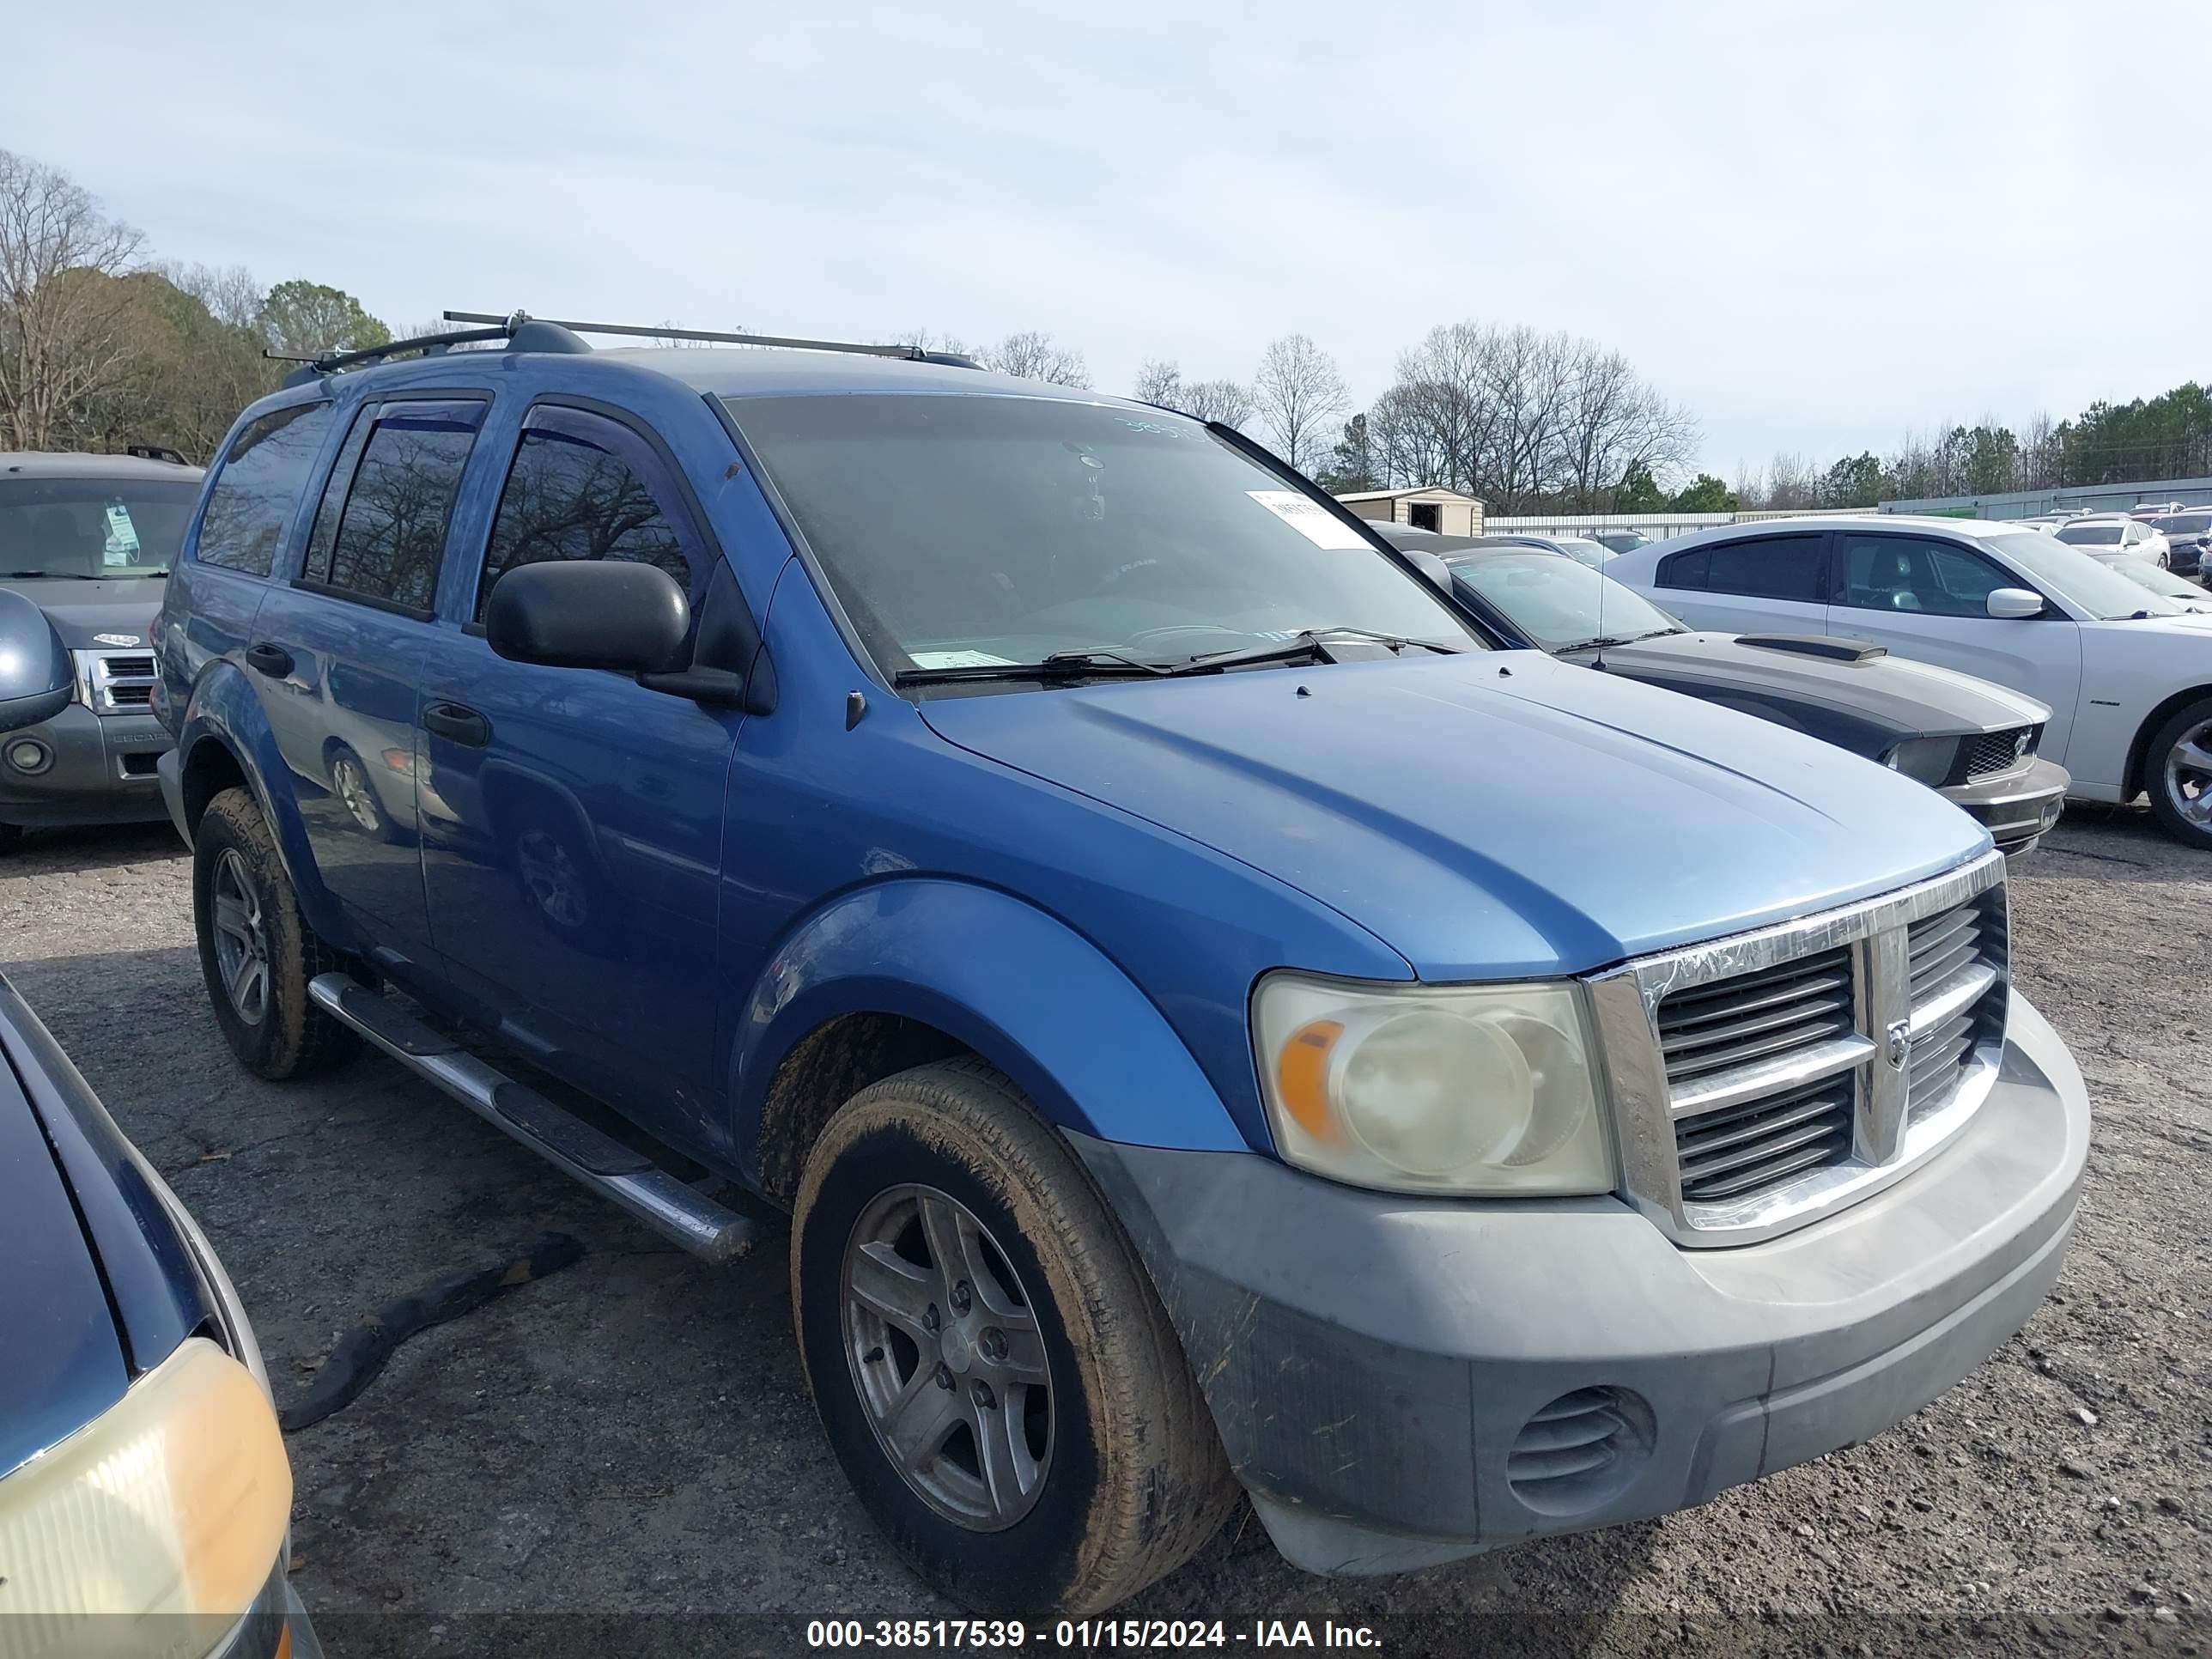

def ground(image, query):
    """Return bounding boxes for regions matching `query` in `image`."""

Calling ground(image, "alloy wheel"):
[2165,719,2212,831]
[209,848,270,1024]
[841,1183,1055,1531]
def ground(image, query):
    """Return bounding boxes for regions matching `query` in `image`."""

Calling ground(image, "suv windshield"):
[0,477,198,578]
[1982,532,2190,619]
[1448,550,1680,651]
[726,394,1483,673]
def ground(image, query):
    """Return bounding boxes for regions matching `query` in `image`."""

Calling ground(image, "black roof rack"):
[442,310,951,362]
[269,310,985,390]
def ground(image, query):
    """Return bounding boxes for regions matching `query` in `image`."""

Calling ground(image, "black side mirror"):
[0,589,73,734]
[486,562,690,674]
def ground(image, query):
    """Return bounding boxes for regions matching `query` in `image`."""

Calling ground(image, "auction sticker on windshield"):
[1247,490,1370,550]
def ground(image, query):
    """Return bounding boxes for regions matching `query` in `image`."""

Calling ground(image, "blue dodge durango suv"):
[155,313,2091,1614]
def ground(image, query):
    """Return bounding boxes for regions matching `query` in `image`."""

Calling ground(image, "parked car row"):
[1375,526,2068,854]
[2015,505,2211,577]
[1604,516,2212,848]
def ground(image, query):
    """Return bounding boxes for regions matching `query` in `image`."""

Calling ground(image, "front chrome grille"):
[1590,850,2009,1248]
[73,649,157,715]
[1656,947,1853,1085]
[1955,725,2039,781]
[1674,1076,1854,1202]
[1905,889,2008,1118]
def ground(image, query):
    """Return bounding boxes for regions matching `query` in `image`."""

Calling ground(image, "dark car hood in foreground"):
[921,650,1990,980]
[1575,632,2050,737]
[0,1012,129,1478]
[0,973,210,1477]
[3,576,166,648]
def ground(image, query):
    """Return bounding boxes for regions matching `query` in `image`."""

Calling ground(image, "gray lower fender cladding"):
[1064,991,2089,1575]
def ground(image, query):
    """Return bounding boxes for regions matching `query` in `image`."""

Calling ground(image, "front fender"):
[730,878,1250,1176]
[176,663,349,946]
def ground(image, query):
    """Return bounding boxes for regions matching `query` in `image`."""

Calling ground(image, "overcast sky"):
[14,0,2209,481]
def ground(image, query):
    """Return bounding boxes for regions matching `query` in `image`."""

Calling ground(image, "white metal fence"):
[1483,507,1878,542]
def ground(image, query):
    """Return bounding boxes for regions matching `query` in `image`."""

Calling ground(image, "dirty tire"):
[2146,696,2212,850]
[793,1059,1236,1617]
[192,786,359,1079]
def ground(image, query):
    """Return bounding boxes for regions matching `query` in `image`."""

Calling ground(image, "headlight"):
[0,1337,291,1646]
[1253,973,1615,1194]
[1882,735,1958,786]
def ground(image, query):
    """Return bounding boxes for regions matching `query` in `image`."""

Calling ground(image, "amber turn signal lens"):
[1275,1018,1343,1142]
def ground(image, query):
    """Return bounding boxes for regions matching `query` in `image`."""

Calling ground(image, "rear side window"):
[474,406,708,622]
[1656,547,1709,589]
[302,399,486,612]
[196,403,335,576]
[1703,535,1826,601]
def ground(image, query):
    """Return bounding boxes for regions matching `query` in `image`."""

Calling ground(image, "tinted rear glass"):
[197,403,336,576]
[1704,535,1826,601]
[318,402,485,610]
[2057,523,2123,545]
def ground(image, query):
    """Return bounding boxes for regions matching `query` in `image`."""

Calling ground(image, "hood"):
[1,577,165,648]
[919,651,1990,981]
[0,1018,129,1477]
[1578,632,2049,736]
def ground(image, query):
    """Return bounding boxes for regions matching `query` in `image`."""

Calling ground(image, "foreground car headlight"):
[1882,735,1959,786]
[0,1336,291,1647]
[1254,973,1614,1194]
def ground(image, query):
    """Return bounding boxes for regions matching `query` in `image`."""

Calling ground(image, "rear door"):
[1825,530,2085,765]
[245,395,489,955]
[1645,532,1831,635]
[414,401,739,1138]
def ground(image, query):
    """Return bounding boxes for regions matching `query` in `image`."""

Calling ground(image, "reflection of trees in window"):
[198,403,333,574]
[328,423,473,609]
[477,431,693,619]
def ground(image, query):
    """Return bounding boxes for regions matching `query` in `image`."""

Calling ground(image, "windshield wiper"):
[3,569,112,581]
[1165,628,1459,676]
[893,649,1171,687]
[1564,629,1679,650]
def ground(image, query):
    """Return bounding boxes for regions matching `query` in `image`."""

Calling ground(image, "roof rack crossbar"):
[442,311,927,361]
[263,325,518,386]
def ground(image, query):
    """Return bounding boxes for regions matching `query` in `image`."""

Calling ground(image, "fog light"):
[6,737,52,775]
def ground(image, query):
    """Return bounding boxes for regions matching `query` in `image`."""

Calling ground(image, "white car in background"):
[2056,514,2172,568]
[1604,515,2212,846]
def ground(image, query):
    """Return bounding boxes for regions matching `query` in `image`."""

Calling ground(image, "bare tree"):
[975,331,1090,387]
[0,149,147,451]
[1132,358,1182,404]
[1180,378,1255,430]
[1765,452,1819,510]
[1555,340,1698,510]
[1252,334,1348,473]
[2020,410,2061,491]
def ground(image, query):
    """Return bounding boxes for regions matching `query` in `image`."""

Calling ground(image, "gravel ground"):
[3,807,2207,1657]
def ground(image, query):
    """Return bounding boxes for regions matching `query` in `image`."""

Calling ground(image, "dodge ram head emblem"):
[1886,1019,1912,1069]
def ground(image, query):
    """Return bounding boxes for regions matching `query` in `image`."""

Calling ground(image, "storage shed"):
[1333,487,1485,537]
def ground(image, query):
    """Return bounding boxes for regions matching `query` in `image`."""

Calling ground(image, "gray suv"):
[0,452,197,853]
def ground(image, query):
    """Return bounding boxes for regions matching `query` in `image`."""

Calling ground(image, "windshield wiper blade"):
[893,649,1170,687]
[1164,628,1458,677]
[3,569,110,581]
[1567,629,1678,650]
